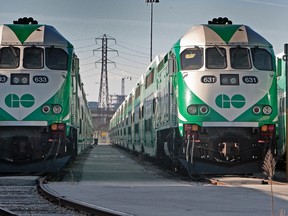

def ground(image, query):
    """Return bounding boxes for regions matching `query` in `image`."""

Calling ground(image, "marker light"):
[268,124,274,132]
[192,124,199,131]
[51,124,58,131]
[199,105,209,114]
[261,125,268,132]
[252,106,261,115]
[42,105,50,114]
[57,123,65,130]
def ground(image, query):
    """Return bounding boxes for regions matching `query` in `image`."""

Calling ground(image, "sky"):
[1,0,288,102]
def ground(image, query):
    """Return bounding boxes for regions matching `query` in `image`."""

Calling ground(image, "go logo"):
[215,94,245,109]
[5,94,35,108]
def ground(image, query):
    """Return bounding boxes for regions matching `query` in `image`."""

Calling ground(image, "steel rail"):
[0,207,17,216]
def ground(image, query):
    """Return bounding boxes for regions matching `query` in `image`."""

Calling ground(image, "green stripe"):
[6,24,42,44]
[205,25,242,44]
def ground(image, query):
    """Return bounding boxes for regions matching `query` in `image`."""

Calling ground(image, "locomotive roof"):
[177,24,272,48]
[0,24,72,47]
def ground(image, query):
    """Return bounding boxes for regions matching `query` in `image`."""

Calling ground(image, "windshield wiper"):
[9,45,18,58]
[215,45,225,58]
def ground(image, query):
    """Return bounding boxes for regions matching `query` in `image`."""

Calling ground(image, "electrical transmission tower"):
[94,34,117,109]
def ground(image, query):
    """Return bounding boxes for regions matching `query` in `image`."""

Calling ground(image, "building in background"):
[88,95,125,143]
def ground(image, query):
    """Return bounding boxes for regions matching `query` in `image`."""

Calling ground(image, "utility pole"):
[145,0,159,62]
[94,34,117,109]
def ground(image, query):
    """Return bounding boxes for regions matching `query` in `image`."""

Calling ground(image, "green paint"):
[5,94,20,108]
[0,107,16,121]
[215,94,230,108]
[231,94,245,108]
[6,24,42,44]
[20,94,35,108]
[206,25,241,44]
[5,94,35,108]
[215,94,245,109]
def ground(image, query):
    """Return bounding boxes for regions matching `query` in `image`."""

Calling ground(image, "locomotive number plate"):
[243,76,258,84]
[201,75,217,83]
[33,76,49,83]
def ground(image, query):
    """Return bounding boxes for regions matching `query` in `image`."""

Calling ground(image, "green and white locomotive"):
[0,18,93,173]
[110,17,279,174]
[276,52,288,168]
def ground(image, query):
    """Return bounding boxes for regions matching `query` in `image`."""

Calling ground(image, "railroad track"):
[206,173,287,186]
[0,176,83,216]
[0,176,132,216]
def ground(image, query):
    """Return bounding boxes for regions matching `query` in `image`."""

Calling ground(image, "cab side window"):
[251,48,273,71]
[46,48,68,70]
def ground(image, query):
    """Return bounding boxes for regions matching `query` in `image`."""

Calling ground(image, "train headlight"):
[230,78,237,84]
[11,74,30,85]
[199,105,209,114]
[220,74,239,86]
[21,77,28,84]
[42,105,50,114]
[221,77,228,84]
[187,105,197,115]
[252,106,261,115]
[262,105,272,115]
[52,105,62,114]
[13,77,20,84]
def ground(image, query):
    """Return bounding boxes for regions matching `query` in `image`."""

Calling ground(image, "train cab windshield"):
[206,46,227,69]
[22,46,68,70]
[181,46,273,71]
[180,48,203,70]
[230,47,251,69]
[23,47,44,69]
[0,46,20,68]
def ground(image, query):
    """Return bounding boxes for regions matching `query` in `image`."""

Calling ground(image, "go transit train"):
[0,17,93,173]
[109,17,282,174]
[276,52,288,168]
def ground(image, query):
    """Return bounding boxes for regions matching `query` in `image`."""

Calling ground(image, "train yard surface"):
[44,143,288,216]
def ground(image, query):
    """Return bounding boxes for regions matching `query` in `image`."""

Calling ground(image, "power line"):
[114,43,149,56]
[75,43,96,50]
[117,55,148,66]
[115,62,146,70]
